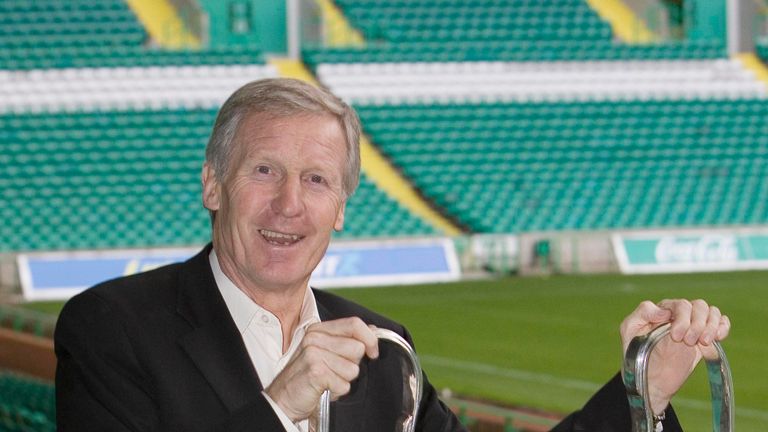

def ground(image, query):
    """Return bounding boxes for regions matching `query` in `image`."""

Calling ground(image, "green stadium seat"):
[0,107,437,252]
[354,98,768,234]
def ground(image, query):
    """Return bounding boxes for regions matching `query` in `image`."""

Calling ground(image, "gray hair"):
[205,78,362,198]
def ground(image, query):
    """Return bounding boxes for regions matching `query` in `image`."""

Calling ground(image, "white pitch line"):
[421,354,768,421]
[420,354,600,392]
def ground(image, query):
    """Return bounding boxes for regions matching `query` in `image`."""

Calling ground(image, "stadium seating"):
[0,107,436,252]
[354,99,768,233]
[303,0,726,67]
[0,0,264,70]
[0,306,56,338]
[0,372,55,432]
[304,39,726,68]
[317,59,765,103]
[0,64,279,112]
[1,0,767,252]
[304,0,768,235]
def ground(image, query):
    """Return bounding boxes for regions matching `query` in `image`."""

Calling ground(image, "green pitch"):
[329,271,768,431]
[25,270,768,430]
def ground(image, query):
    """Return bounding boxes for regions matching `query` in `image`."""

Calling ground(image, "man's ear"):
[334,201,346,231]
[201,163,221,211]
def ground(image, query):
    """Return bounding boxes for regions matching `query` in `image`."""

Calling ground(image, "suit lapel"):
[175,246,264,412]
[315,291,334,322]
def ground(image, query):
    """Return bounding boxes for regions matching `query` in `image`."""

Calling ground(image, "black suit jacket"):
[55,245,681,431]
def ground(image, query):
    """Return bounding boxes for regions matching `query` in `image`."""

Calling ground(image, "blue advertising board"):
[18,239,460,301]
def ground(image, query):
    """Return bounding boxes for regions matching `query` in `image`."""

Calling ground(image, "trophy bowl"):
[316,328,423,432]
[622,323,734,432]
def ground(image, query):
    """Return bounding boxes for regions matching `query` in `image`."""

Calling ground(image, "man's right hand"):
[265,317,380,423]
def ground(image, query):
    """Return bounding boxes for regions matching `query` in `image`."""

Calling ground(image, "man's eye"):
[310,174,324,184]
[256,166,271,175]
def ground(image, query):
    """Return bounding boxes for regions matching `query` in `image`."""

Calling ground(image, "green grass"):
[329,271,768,431]
[24,271,768,430]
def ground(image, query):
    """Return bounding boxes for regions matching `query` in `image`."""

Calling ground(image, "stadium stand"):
[0,371,55,432]
[0,0,263,70]
[354,99,768,233]
[0,64,280,112]
[0,107,436,252]
[316,59,765,103]
[305,0,768,236]
[303,0,726,66]
[0,306,55,339]
[3,0,763,254]
[0,0,442,253]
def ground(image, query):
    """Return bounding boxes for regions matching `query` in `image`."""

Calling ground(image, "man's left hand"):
[619,299,731,415]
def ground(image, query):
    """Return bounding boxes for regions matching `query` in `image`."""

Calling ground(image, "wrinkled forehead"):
[232,111,347,158]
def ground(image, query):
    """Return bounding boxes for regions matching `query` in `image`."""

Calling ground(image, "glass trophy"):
[622,323,734,432]
[316,328,423,432]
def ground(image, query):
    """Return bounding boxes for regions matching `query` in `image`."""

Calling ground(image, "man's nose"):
[271,177,304,217]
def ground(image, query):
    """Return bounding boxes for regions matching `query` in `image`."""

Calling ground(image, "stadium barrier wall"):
[0,328,55,381]
[469,226,768,276]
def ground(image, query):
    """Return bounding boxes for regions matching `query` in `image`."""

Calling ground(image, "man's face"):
[202,113,347,295]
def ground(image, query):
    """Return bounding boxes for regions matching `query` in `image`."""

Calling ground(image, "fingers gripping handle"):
[316,328,423,432]
[622,323,734,432]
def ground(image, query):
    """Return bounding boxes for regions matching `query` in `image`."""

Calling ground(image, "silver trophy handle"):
[317,328,423,432]
[622,323,734,432]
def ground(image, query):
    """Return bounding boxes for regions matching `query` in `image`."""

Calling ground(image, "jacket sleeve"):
[550,373,682,432]
[54,290,288,432]
[55,290,161,431]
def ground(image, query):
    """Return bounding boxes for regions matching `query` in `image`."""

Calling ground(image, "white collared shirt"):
[210,250,321,432]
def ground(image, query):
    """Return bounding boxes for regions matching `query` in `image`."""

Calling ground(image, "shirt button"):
[261,315,269,324]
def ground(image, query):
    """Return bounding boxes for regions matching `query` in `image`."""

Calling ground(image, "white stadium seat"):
[0,64,279,113]
[316,59,767,105]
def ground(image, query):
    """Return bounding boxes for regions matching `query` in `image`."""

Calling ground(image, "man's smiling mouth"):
[259,229,304,246]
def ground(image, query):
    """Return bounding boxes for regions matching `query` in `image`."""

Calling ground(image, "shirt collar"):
[209,249,320,335]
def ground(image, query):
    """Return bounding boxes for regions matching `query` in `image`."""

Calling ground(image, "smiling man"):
[55,78,730,432]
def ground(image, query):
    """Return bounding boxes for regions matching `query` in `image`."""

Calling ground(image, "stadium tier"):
[0,0,264,70]
[304,39,727,66]
[304,0,768,235]
[0,372,55,432]
[316,59,764,103]
[303,0,726,66]
[338,0,612,43]
[1,0,768,255]
[0,108,436,252]
[0,64,280,112]
[353,99,768,233]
